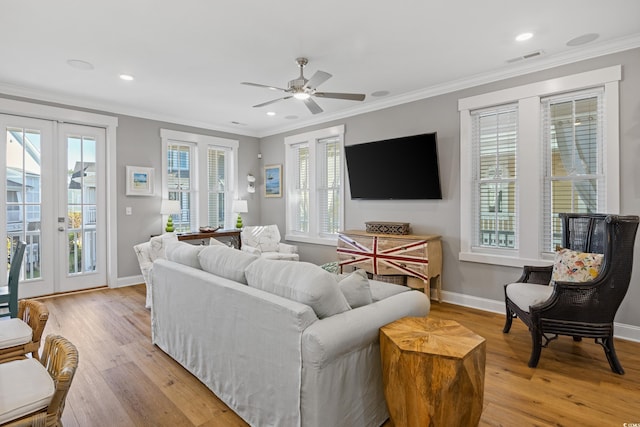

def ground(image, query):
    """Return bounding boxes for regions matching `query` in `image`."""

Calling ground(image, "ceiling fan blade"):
[303,71,332,90]
[303,97,323,114]
[242,82,288,92]
[253,96,292,108]
[314,92,366,101]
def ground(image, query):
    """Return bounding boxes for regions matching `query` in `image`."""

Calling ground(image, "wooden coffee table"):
[380,317,486,427]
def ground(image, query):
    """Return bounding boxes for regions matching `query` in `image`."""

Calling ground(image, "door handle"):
[58,227,65,232]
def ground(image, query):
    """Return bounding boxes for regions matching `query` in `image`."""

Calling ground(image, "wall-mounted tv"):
[344,132,442,200]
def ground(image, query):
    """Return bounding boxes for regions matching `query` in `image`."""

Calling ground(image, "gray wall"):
[259,47,640,327]
[116,116,260,278]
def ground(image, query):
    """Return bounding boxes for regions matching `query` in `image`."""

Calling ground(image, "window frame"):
[458,66,621,267]
[161,129,239,232]
[284,125,345,246]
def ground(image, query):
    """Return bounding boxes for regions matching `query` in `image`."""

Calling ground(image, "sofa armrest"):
[278,242,298,254]
[241,245,262,256]
[302,290,429,367]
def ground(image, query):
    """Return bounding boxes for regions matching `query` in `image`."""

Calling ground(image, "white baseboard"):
[114,275,144,288]
[432,289,640,343]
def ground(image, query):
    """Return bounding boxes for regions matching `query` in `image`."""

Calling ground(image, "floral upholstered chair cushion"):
[550,248,603,286]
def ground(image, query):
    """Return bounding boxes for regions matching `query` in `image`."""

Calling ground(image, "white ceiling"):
[1,1,639,137]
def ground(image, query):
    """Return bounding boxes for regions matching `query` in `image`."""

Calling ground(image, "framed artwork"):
[264,164,282,198]
[126,166,155,196]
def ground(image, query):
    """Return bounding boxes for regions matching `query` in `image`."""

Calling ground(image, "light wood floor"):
[35,285,640,426]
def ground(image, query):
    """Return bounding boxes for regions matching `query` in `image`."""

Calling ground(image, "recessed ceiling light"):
[266,111,276,116]
[66,59,94,70]
[119,74,134,81]
[515,32,533,42]
[567,33,599,46]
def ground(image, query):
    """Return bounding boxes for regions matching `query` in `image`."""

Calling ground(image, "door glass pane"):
[6,127,42,279]
[67,136,97,274]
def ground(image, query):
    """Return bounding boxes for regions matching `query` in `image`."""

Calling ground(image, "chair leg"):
[503,306,514,333]
[528,328,543,368]
[597,336,624,375]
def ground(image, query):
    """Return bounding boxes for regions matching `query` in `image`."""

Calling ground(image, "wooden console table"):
[337,230,443,301]
[380,317,486,427]
[177,229,241,249]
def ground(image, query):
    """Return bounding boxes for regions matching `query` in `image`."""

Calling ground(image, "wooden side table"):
[380,317,486,427]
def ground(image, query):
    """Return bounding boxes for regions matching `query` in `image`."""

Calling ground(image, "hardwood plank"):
[32,286,640,427]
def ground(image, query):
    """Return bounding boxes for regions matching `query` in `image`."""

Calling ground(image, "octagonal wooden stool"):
[380,317,486,427]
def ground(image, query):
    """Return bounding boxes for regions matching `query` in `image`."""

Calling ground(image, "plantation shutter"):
[291,142,309,233]
[166,142,192,232]
[542,89,605,252]
[207,146,228,227]
[471,104,518,249]
[317,136,341,236]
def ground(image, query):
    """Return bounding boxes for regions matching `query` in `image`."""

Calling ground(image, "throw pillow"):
[339,269,373,308]
[550,247,603,286]
[209,237,226,246]
[165,242,205,269]
[245,259,351,319]
[198,245,258,284]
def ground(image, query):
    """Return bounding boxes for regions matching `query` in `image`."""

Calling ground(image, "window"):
[459,66,620,267]
[285,125,345,245]
[161,129,238,232]
[472,105,518,250]
[542,90,604,251]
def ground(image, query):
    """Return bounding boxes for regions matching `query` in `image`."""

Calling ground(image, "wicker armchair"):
[0,300,49,362]
[0,334,79,426]
[503,213,639,374]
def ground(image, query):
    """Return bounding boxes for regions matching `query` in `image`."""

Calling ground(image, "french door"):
[2,115,106,297]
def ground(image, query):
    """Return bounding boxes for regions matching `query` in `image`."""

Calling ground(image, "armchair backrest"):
[559,213,639,315]
[241,225,281,252]
[1,241,26,318]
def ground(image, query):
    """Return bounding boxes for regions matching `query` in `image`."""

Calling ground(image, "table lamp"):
[160,199,181,232]
[232,200,248,229]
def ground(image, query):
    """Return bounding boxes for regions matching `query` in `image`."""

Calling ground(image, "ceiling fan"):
[241,57,366,114]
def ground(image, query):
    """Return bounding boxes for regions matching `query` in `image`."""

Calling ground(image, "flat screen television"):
[344,132,442,200]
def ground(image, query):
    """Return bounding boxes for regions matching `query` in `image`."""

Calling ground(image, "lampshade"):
[160,199,181,215]
[232,200,248,214]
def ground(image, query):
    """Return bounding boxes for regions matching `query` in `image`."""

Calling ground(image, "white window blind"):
[166,142,193,232]
[542,89,605,252]
[207,146,228,228]
[471,105,518,250]
[317,136,341,236]
[290,143,309,233]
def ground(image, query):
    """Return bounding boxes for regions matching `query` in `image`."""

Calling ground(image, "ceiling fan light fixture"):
[293,92,310,100]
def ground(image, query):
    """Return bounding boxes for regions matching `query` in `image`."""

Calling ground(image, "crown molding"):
[1,34,639,140]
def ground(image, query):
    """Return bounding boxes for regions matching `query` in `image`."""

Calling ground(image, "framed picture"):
[126,166,155,196]
[264,164,282,198]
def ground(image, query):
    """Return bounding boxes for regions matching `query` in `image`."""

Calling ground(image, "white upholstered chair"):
[134,233,179,308]
[240,225,299,261]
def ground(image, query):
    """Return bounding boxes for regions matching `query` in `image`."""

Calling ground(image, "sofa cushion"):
[198,245,258,284]
[338,269,373,308]
[506,282,554,312]
[245,259,351,319]
[165,242,205,270]
[550,247,603,286]
[368,279,410,302]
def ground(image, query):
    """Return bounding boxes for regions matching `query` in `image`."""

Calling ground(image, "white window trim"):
[458,65,621,267]
[160,129,239,231]
[284,124,345,246]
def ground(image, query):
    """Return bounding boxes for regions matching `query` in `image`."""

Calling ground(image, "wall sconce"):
[247,174,256,193]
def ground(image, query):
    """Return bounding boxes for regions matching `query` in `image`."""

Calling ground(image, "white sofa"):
[241,224,299,261]
[151,242,429,427]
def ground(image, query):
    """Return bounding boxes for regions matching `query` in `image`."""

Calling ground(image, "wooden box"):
[365,221,410,235]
